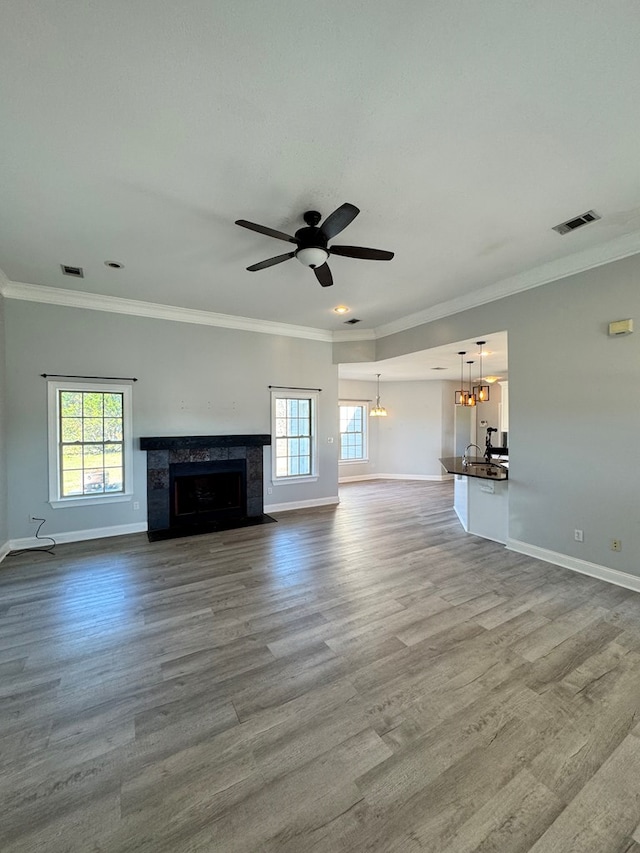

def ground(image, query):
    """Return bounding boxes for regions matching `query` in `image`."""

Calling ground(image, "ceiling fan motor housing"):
[294,218,329,267]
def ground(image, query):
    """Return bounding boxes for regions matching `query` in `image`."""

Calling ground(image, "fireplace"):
[139,434,273,541]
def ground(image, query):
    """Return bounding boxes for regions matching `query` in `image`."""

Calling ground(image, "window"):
[47,380,133,507]
[271,390,318,481]
[339,402,368,462]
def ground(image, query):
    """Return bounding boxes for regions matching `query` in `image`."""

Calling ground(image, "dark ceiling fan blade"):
[319,203,360,240]
[235,219,297,244]
[314,263,334,287]
[330,245,394,261]
[246,252,295,272]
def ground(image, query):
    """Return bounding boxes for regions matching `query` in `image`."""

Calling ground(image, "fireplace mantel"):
[140,434,271,450]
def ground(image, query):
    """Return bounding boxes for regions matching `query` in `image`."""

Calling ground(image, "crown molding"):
[374,230,640,339]
[0,281,334,342]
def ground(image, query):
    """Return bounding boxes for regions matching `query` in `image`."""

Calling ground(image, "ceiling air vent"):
[344,318,361,325]
[60,264,84,278]
[552,210,601,235]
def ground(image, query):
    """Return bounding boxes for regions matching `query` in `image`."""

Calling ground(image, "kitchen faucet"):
[462,444,483,466]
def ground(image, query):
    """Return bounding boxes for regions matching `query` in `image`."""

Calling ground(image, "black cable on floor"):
[7,518,56,556]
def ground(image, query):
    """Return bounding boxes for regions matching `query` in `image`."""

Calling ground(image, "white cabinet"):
[453,474,508,544]
[467,477,509,544]
[453,475,468,529]
[499,381,509,434]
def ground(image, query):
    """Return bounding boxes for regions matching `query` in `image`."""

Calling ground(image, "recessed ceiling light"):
[105,261,124,269]
[333,305,349,314]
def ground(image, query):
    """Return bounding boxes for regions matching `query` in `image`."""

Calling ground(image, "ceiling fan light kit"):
[235,203,394,288]
[296,247,329,268]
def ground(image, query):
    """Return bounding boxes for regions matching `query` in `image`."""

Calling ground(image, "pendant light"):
[465,361,476,407]
[473,340,490,403]
[455,351,468,405]
[370,373,388,417]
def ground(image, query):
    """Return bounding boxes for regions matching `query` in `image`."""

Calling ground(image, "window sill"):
[272,475,319,486]
[339,459,370,465]
[49,494,133,509]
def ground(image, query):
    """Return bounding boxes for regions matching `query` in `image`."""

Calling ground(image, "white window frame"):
[339,400,369,463]
[47,380,134,508]
[271,389,319,484]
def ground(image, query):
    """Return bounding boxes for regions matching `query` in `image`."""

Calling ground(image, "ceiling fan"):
[235,203,394,287]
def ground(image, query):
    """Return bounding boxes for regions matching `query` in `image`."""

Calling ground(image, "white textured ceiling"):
[1,2,640,332]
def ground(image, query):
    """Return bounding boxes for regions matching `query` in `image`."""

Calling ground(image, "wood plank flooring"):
[2,479,640,851]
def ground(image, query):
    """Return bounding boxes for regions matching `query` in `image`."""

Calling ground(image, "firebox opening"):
[174,471,242,516]
[169,459,248,530]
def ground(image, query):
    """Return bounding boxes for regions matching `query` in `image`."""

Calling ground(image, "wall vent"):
[552,210,601,235]
[60,264,84,278]
[344,318,361,324]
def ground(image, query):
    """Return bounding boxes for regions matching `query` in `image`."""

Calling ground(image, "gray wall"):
[0,296,7,547]
[440,381,457,460]
[337,253,640,575]
[376,381,449,477]
[5,300,339,539]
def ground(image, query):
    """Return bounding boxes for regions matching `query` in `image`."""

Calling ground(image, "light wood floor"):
[3,480,640,852]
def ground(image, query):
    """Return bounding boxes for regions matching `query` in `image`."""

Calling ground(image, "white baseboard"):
[507,537,640,594]
[338,474,378,483]
[8,522,148,552]
[339,473,453,484]
[0,540,11,564]
[454,506,468,532]
[265,496,340,514]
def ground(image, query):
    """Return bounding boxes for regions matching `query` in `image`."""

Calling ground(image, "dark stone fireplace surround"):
[139,434,271,540]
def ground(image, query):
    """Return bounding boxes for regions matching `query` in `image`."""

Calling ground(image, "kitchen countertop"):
[439,456,509,481]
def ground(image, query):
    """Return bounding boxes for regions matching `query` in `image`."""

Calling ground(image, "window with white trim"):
[271,390,318,481]
[339,401,368,462]
[47,380,133,507]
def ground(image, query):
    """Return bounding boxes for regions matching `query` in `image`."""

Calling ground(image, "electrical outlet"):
[574,529,583,542]
[267,487,273,495]
[133,501,140,511]
[611,539,622,552]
